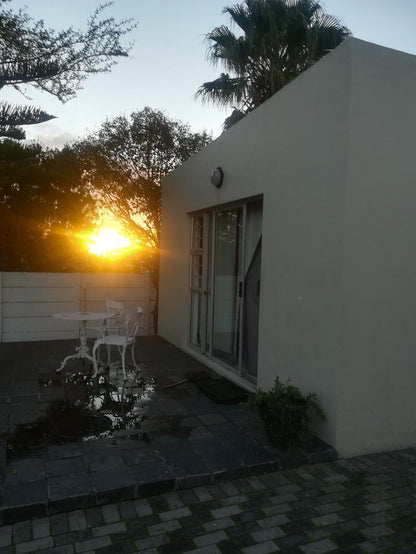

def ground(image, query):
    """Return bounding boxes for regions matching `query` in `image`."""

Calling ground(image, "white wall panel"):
[0,272,155,342]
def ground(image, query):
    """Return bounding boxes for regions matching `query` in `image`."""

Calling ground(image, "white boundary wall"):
[0,272,156,342]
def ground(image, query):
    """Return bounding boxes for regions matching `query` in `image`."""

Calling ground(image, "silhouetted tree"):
[73,107,212,330]
[0,140,95,270]
[197,0,350,129]
[0,1,136,139]
[74,107,211,260]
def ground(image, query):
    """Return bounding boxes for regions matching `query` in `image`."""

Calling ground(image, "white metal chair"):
[87,300,125,338]
[92,317,140,379]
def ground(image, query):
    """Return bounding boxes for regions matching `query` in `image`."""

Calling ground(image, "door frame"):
[188,196,262,384]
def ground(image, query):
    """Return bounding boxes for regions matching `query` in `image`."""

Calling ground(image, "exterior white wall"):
[160,39,352,450]
[336,40,416,456]
[0,272,155,342]
[159,38,416,457]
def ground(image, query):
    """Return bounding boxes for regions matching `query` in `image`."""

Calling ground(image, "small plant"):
[245,377,325,450]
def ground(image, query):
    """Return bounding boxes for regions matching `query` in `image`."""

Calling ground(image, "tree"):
[0,139,95,270]
[0,108,211,280]
[73,107,212,330]
[197,0,350,129]
[74,107,211,261]
[0,1,136,139]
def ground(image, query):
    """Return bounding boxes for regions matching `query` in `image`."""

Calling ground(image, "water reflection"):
[7,364,154,460]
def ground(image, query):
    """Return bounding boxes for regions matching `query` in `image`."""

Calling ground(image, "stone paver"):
[0,525,12,548]
[1,339,416,551]
[15,536,54,553]
[0,337,337,527]
[1,448,416,552]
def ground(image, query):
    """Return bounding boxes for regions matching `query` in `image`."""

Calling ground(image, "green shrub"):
[245,377,325,450]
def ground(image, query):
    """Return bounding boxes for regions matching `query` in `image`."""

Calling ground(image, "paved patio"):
[2,448,416,553]
[0,336,336,525]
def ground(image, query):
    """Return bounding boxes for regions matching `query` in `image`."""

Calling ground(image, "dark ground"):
[0,336,335,525]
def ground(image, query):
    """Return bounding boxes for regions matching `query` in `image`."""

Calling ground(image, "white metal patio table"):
[53,311,109,376]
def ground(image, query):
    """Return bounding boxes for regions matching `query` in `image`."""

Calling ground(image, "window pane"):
[192,215,204,250]
[191,254,203,289]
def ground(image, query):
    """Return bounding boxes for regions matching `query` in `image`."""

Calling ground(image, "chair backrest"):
[105,300,126,331]
[105,300,124,315]
[124,317,139,341]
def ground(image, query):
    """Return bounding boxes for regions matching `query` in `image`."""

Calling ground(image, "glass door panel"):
[189,199,262,383]
[189,215,206,348]
[241,200,263,381]
[211,208,243,368]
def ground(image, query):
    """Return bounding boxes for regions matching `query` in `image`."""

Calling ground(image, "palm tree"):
[197,0,351,129]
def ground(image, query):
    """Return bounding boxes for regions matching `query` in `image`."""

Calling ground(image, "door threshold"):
[182,345,257,393]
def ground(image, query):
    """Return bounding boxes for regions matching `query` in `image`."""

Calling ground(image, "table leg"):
[56,319,99,376]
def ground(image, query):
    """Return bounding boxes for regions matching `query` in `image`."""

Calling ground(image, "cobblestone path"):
[1,448,416,553]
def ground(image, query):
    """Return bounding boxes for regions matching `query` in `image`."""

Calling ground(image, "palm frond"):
[196,73,247,107]
[198,0,351,128]
[206,25,248,73]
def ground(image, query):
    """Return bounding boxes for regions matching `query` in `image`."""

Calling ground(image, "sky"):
[3,0,416,148]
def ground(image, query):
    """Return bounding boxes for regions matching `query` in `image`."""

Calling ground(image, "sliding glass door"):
[189,198,262,383]
[211,207,243,367]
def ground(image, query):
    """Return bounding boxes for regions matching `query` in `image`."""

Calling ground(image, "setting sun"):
[87,227,131,257]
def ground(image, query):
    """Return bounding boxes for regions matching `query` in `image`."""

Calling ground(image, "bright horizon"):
[87,227,132,258]
[3,0,416,148]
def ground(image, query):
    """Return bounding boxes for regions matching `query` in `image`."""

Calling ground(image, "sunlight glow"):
[87,227,131,257]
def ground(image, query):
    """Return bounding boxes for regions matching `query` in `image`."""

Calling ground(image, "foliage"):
[0,139,96,271]
[0,1,136,138]
[245,376,325,449]
[73,107,212,273]
[71,107,211,331]
[0,107,211,277]
[197,0,350,129]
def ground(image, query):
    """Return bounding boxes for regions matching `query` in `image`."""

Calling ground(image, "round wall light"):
[210,167,224,188]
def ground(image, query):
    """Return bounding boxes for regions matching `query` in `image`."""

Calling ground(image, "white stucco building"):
[158,38,416,457]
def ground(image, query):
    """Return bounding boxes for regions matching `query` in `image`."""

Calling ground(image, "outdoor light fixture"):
[210,166,224,188]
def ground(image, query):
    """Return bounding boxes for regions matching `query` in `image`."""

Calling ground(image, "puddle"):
[6,364,154,460]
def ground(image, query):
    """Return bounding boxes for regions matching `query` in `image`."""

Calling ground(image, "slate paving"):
[0,337,336,526]
[0,447,416,552]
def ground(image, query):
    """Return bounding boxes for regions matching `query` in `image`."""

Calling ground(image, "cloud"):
[26,129,78,149]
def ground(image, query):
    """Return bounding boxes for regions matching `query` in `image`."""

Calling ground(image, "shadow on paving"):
[0,336,336,524]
